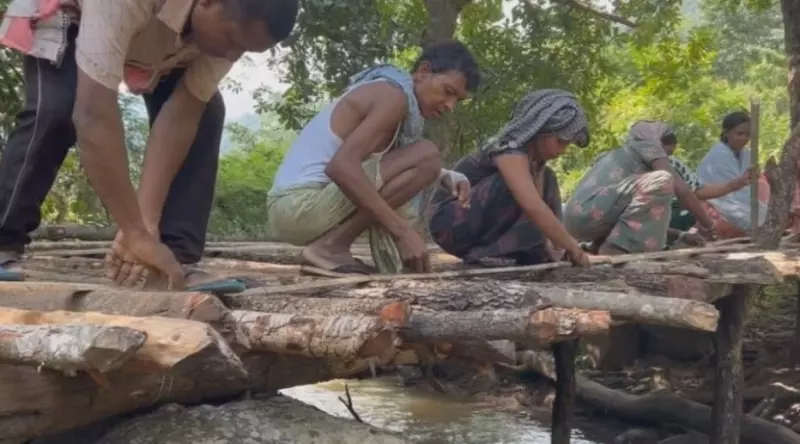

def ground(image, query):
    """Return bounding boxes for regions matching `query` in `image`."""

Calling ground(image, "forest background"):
[0,0,789,237]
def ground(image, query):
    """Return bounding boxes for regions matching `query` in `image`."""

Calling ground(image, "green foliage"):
[208,112,294,236]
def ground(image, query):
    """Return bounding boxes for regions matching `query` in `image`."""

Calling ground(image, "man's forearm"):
[75,107,147,236]
[137,86,205,227]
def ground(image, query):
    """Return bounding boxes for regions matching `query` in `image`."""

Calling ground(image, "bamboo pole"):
[750,99,761,238]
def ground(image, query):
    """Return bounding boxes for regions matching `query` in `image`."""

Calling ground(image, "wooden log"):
[403,307,610,346]
[551,340,578,444]
[29,224,279,243]
[529,286,719,332]
[0,324,146,375]
[220,294,401,316]
[250,279,715,331]
[231,305,406,361]
[0,282,250,352]
[0,307,248,378]
[711,284,755,443]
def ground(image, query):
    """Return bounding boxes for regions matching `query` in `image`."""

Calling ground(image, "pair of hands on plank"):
[105,226,185,290]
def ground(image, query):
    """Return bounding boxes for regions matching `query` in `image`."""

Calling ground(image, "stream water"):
[282,378,620,444]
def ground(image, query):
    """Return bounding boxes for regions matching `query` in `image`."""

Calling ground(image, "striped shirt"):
[0,0,233,101]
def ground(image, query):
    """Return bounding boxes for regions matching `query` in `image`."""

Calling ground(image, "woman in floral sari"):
[563,121,718,254]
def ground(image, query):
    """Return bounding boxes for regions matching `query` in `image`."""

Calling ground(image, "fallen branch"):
[0,324,146,375]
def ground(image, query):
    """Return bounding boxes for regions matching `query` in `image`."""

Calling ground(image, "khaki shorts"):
[266,155,416,246]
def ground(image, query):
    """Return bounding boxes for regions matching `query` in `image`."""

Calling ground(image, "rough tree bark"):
[240,279,717,330]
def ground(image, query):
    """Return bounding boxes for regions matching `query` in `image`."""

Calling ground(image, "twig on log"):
[242,244,755,297]
[338,383,364,423]
[0,324,146,375]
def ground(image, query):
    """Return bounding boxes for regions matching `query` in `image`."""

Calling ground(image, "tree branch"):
[548,0,638,28]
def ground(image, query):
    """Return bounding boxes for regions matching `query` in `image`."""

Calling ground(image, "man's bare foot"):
[301,243,377,274]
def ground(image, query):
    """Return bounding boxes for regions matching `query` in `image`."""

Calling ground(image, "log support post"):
[711,284,754,444]
[551,339,578,444]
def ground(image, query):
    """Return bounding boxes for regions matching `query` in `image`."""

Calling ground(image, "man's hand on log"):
[106,228,185,289]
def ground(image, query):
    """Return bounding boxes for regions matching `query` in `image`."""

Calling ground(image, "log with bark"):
[0,324,146,375]
[241,279,717,331]
[403,307,610,346]
[0,282,250,352]
[231,305,407,362]
[0,307,247,379]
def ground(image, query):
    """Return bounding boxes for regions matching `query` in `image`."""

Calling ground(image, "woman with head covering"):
[563,120,718,255]
[696,111,769,238]
[428,89,593,267]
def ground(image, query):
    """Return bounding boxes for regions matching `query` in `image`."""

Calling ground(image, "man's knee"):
[410,138,443,182]
[642,170,675,196]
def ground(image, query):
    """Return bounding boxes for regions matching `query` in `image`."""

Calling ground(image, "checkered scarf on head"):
[479,89,590,157]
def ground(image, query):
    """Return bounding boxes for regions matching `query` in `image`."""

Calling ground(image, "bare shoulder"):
[345,81,407,119]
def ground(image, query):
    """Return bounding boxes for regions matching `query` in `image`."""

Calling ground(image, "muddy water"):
[282,378,619,444]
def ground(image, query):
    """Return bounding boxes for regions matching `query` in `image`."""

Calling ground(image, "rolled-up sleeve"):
[74,0,154,90]
[180,55,233,102]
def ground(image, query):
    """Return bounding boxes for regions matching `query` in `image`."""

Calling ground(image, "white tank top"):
[270,79,397,192]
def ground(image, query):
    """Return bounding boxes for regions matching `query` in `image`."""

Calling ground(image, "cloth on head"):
[626,120,673,144]
[479,89,590,158]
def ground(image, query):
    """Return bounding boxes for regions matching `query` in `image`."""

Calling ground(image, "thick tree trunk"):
[0,324,146,375]
[0,282,250,352]
[0,307,247,378]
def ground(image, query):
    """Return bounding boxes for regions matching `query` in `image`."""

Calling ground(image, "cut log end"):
[0,324,147,374]
[527,308,611,346]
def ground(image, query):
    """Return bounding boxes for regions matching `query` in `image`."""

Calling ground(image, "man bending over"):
[267,40,480,273]
[0,0,298,290]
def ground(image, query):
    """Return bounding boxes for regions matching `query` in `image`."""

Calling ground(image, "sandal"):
[0,252,24,282]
